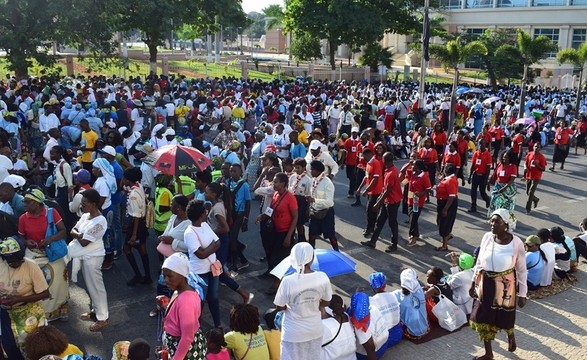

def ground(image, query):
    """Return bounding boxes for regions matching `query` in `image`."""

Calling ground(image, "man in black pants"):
[355,148,383,238]
[467,139,492,213]
[361,152,402,252]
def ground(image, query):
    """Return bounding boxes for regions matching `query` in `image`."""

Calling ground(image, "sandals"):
[80,312,97,322]
[89,319,109,332]
[473,355,494,360]
[435,246,449,251]
[407,237,418,246]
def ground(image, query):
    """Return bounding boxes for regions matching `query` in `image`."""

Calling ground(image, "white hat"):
[351,127,359,133]
[99,145,116,157]
[118,126,128,135]
[153,124,164,133]
[164,128,176,136]
[309,139,322,151]
[3,174,25,189]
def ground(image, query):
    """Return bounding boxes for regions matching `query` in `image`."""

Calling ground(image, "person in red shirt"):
[523,143,547,214]
[442,141,461,173]
[400,150,418,216]
[551,120,575,171]
[431,121,447,166]
[356,148,383,237]
[456,130,469,186]
[468,139,492,213]
[511,125,525,173]
[488,119,505,169]
[418,137,439,193]
[487,150,518,217]
[575,113,587,155]
[361,152,402,252]
[341,127,361,197]
[351,131,375,207]
[407,160,432,246]
[435,164,458,251]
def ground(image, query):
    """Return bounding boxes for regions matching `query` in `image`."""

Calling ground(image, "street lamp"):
[238,27,244,55]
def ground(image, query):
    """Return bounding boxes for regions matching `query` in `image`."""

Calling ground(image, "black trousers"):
[346,165,358,195]
[365,194,380,232]
[470,172,490,210]
[371,202,400,245]
[408,207,422,238]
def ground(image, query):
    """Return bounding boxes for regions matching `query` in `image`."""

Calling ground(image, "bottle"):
[412,195,420,213]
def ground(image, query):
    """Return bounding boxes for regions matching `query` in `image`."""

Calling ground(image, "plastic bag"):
[431,294,467,332]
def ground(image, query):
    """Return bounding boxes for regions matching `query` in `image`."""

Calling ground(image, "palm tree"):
[429,37,487,132]
[495,30,558,118]
[557,42,587,113]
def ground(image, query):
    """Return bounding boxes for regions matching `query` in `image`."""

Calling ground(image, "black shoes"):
[360,241,376,248]
[385,244,398,253]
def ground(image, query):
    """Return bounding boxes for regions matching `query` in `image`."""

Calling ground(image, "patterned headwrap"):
[0,237,21,255]
[92,158,117,194]
[491,208,517,230]
[24,188,45,204]
[349,292,371,332]
[369,272,386,290]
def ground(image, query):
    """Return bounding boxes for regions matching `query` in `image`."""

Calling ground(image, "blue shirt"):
[290,143,307,159]
[225,178,251,212]
[394,289,429,337]
[221,150,241,165]
[110,160,123,205]
[526,251,544,287]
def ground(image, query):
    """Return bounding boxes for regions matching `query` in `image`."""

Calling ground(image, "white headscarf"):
[400,268,420,293]
[163,252,190,278]
[92,158,117,194]
[290,242,314,276]
[491,208,517,230]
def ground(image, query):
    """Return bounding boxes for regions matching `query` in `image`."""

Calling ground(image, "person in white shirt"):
[320,295,356,360]
[184,200,222,327]
[0,154,13,183]
[368,272,402,347]
[308,160,338,251]
[338,103,355,136]
[300,105,314,135]
[349,292,390,360]
[43,128,61,163]
[69,188,109,331]
[274,242,333,360]
[130,100,144,132]
[305,140,339,178]
[39,104,60,135]
[446,252,476,315]
[289,158,312,243]
[273,124,290,159]
[537,228,556,287]
[327,101,341,135]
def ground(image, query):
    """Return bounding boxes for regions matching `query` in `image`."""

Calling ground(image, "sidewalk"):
[384,265,587,359]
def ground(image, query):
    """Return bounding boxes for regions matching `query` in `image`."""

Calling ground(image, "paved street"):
[55,145,587,359]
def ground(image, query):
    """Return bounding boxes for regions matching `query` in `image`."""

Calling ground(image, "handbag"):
[432,294,467,332]
[44,207,68,262]
[310,207,329,220]
[261,192,288,233]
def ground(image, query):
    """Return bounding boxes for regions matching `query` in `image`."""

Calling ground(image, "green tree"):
[284,0,421,70]
[429,37,487,130]
[262,4,284,30]
[557,42,587,113]
[0,0,116,78]
[290,32,322,61]
[407,15,449,53]
[359,43,393,71]
[495,30,558,118]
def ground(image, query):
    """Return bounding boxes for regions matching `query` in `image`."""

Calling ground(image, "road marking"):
[535,206,549,211]
[566,196,587,203]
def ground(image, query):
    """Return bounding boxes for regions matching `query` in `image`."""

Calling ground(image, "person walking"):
[435,164,458,251]
[522,143,547,215]
[361,152,402,253]
[407,160,431,246]
[550,120,574,171]
[467,140,492,213]
[308,161,339,251]
[355,148,383,238]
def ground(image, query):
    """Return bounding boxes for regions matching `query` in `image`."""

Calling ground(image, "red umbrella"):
[150,145,212,175]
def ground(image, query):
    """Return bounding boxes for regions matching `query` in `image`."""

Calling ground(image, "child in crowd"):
[206,328,230,360]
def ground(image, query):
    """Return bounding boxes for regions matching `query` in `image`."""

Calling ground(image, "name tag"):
[530,163,536,168]
[491,137,496,142]
[499,170,505,177]
[264,207,274,216]
[351,147,357,152]
[476,159,482,165]
[557,135,562,139]
[408,191,414,199]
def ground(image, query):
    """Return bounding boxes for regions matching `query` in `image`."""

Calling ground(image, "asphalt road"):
[54,145,587,359]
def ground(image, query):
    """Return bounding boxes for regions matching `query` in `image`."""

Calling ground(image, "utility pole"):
[419,0,430,115]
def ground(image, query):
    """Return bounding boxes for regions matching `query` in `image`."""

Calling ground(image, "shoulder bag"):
[261,192,288,233]
[321,319,343,347]
[44,207,68,262]
[191,227,223,277]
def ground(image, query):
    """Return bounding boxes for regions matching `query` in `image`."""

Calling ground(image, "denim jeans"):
[111,202,122,254]
[201,272,221,327]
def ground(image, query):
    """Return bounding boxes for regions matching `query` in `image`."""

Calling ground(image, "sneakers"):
[101,261,113,271]
[385,244,398,253]
[362,230,373,238]
[533,198,539,208]
[238,261,250,271]
[467,208,477,213]
[351,201,361,207]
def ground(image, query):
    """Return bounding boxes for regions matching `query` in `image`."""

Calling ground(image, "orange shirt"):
[365,157,383,195]
[436,175,458,200]
[471,149,492,175]
[524,151,547,180]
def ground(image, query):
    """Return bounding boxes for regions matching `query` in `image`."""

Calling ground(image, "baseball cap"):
[525,235,542,247]
[351,127,359,133]
[3,174,26,189]
[73,169,91,184]
[309,139,322,151]
[98,145,116,157]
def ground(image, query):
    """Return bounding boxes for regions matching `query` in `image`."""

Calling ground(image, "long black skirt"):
[553,143,569,163]
[436,198,458,237]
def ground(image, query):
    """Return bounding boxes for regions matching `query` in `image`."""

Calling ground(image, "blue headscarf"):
[349,292,371,332]
[369,272,386,290]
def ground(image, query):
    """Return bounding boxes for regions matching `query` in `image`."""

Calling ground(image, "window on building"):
[572,0,587,4]
[440,0,463,8]
[466,0,493,8]
[533,28,559,57]
[466,28,485,37]
[533,0,566,6]
[572,29,587,48]
[497,0,528,7]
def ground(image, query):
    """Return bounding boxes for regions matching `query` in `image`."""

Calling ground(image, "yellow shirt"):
[298,130,309,146]
[225,326,270,360]
[59,344,84,358]
[81,130,98,163]
[175,105,190,118]
[264,329,281,360]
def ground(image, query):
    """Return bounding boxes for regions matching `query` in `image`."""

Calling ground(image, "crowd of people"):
[0,72,586,360]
